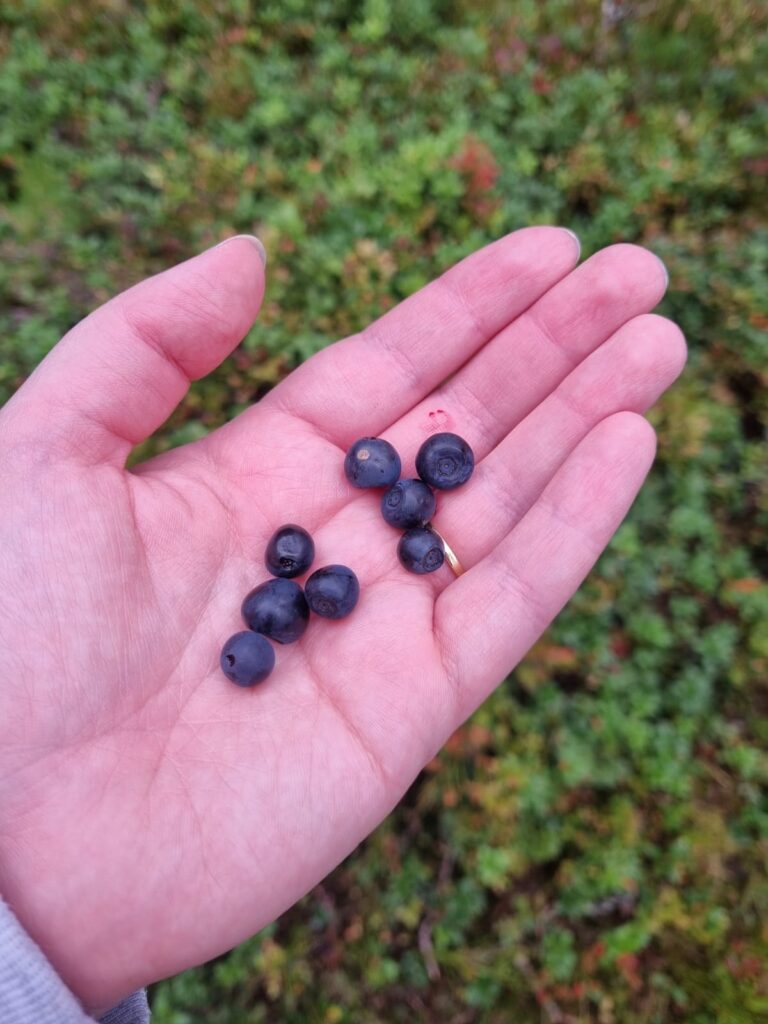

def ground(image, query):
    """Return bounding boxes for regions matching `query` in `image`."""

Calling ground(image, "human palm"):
[0,230,684,1013]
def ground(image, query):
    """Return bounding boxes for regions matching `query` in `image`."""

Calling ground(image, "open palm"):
[0,230,685,1013]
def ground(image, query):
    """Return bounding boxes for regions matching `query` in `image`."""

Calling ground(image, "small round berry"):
[344,437,401,489]
[397,527,445,574]
[305,564,360,619]
[415,432,474,490]
[381,478,436,529]
[265,524,315,579]
[220,631,275,687]
[241,578,309,644]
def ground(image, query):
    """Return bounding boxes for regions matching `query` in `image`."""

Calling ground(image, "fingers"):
[435,412,657,716]
[1,236,266,467]
[433,313,686,567]
[385,244,668,463]
[268,226,580,444]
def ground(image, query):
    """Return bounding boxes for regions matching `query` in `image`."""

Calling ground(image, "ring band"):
[430,527,465,577]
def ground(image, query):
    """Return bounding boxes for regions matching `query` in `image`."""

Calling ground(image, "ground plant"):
[1,2,766,1021]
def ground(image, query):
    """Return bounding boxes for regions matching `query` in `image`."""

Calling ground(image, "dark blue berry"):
[220,631,275,686]
[344,437,401,489]
[381,478,436,529]
[305,564,360,619]
[241,578,309,644]
[397,527,445,574]
[265,524,315,579]
[415,432,474,490]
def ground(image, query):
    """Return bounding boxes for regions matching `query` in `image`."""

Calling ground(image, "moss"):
[1,1,766,1020]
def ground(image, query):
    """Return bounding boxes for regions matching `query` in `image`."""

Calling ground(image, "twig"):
[514,951,566,1024]
[418,918,441,981]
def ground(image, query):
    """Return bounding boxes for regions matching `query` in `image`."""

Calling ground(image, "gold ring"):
[430,527,465,577]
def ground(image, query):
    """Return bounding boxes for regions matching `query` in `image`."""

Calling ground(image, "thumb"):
[1,235,266,467]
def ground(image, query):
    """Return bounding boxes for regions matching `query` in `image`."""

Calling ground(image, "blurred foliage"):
[1,0,767,1021]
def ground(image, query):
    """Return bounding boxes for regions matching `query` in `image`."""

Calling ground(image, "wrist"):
[0,760,144,1015]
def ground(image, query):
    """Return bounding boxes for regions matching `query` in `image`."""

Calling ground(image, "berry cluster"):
[220,525,359,688]
[220,431,473,689]
[344,432,475,574]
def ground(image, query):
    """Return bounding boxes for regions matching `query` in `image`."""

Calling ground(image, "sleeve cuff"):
[0,896,149,1024]
[99,990,150,1024]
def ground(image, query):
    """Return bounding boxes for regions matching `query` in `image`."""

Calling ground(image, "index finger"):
[268,226,580,445]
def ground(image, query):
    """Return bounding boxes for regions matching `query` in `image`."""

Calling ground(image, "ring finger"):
[431,312,686,577]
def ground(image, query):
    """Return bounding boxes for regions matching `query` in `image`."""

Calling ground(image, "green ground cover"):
[1,2,766,1020]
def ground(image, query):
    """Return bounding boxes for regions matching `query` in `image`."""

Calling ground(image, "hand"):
[0,230,684,1012]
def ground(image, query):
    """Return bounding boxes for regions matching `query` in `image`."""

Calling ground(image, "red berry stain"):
[427,408,452,432]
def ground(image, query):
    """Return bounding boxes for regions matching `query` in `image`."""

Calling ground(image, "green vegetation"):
[1,1,767,1021]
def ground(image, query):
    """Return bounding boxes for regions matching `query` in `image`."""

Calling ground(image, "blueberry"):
[344,437,401,489]
[265,524,315,579]
[220,631,275,687]
[415,432,474,490]
[397,527,445,574]
[241,578,309,644]
[305,564,360,619]
[381,478,436,529]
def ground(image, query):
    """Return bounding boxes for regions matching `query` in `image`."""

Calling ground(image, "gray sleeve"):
[0,896,149,1024]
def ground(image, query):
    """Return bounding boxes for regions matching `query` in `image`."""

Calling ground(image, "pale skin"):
[0,228,686,1014]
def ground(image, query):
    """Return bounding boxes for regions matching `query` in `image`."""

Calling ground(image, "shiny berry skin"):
[397,527,445,574]
[305,564,360,619]
[381,478,436,529]
[415,432,474,490]
[220,631,275,687]
[265,524,315,579]
[241,578,309,644]
[344,437,401,489]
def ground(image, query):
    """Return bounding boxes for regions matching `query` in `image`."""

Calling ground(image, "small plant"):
[1,1,765,1020]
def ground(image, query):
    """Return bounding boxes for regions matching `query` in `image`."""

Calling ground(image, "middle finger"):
[383,243,668,468]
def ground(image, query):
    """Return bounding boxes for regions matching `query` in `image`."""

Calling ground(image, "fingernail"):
[215,234,267,266]
[657,256,669,290]
[563,228,581,258]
